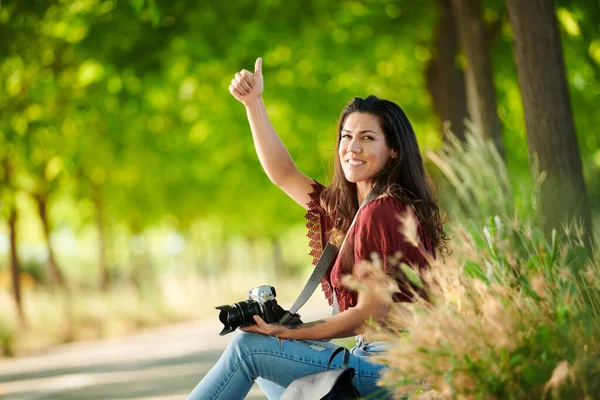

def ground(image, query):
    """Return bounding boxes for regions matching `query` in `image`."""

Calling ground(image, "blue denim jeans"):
[187,331,392,399]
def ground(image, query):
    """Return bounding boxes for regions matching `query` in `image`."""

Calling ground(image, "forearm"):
[245,97,297,186]
[278,306,372,341]
[241,286,390,339]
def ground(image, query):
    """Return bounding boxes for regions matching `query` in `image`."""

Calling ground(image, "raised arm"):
[229,58,316,210]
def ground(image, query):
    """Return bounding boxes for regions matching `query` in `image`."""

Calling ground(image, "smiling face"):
[338,112,397,188]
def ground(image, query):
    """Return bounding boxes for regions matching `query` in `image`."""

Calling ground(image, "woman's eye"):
[363,135,374,141]
[341,134,352,139]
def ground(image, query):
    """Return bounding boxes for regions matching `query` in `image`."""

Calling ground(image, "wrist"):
[244,96,263,109]
[278,326,293,340]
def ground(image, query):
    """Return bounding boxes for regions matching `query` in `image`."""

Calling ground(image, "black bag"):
[281,347,360,400]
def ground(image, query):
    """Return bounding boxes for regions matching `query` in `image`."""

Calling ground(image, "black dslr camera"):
[216,285,302,336]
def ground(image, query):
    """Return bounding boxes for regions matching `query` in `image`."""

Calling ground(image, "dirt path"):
[0,297,329,400]
[0,319,266,400]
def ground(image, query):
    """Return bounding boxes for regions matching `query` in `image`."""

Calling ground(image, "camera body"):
[216,285,301,336]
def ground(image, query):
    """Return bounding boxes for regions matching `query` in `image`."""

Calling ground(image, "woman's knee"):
[227,331,269,358]
[224,332,281,381]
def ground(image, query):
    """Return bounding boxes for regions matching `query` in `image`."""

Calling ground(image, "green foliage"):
[400,263,424,288]
[458,220,598,399]
[1,0,596,240]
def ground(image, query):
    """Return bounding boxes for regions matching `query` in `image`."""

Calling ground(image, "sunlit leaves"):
[6,69,24,97]
[589,40,600,65]
[77,59,104,86]
[0,0,597,243]
[557,8,581,37]
[178,77,198,100]
[45,157,64,182]
[107,75,122,93]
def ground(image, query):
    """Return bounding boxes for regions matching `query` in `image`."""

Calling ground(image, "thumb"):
[254,57,262,76]
[253,315,269,328]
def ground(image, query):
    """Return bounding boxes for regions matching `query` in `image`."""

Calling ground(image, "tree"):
[451,0,505,157]
[426,0,469,140]
[506,0,593,249]
[1,158,26,325]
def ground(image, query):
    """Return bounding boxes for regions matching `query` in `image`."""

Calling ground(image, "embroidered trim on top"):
[304,181,334,306]
[305,181,326,265]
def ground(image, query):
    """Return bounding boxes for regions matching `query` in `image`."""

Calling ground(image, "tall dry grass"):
[357,221,599,399]
[353,131,599,399]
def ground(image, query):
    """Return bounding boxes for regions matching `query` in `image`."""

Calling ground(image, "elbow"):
[352,303,389,334]
[269,175,285,187]
[268,166,296,187]
[352,324,365,337]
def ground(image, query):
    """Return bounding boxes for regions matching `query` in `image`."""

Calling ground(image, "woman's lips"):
[346,159,366,166]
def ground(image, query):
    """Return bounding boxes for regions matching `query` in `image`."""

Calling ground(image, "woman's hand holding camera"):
[240,315,287,337]
[229,57,263,107]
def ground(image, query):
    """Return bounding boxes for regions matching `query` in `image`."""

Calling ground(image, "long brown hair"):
[320,95,447,255]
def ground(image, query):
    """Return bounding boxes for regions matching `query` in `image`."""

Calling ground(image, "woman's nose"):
[348,138,361,153]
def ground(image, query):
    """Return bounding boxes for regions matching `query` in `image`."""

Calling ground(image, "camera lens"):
[216,300,263,336]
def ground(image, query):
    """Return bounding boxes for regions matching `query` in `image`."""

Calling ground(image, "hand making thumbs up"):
[229,57,263,106]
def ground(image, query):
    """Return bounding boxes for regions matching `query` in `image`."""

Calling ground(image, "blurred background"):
[0,0,598,358]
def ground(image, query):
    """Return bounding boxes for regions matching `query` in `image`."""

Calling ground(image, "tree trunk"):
[506,0,593,249]
[8,208,27,326]
[426,0,469,140]
[36,194,66,287]
[451,0,504,157]
[94,188,109,291]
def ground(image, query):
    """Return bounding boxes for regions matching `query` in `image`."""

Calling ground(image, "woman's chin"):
[344,176,371,185]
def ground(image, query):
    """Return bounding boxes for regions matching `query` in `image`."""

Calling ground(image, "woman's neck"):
[356,181,374,206]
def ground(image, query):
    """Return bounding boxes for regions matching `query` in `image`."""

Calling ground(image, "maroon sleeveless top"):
[305,181,432,312]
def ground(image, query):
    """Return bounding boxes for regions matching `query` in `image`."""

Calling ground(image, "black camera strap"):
[286,190,379,317]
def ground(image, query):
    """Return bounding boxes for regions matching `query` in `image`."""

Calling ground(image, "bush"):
[364,217,599,399]
[361,132,600,399]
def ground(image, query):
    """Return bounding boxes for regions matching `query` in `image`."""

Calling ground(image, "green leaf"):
[565,246,589,273]
[509,353,526,367]
[518,276,542,301]
[130,0,145,13]
[488,216,496,238]
[463,259,488,283]
[400,263,423,288]
[526,255,540,271]
[549,228,559,265]
[520,365,541,386]
[468,219,487,249]
[532,227,544,249]
[148,0,161,27]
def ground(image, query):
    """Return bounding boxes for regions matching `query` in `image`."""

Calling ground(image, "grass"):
[359,219,599,399]
[353,130,600,399]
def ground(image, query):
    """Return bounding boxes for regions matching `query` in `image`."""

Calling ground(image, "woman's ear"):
[391,150,398,159]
